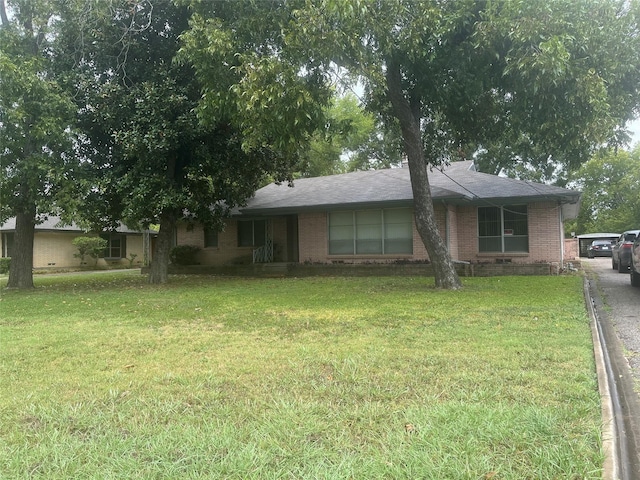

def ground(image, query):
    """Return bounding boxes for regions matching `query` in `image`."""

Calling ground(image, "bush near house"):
[0,257,10,274]
[72,236,108,266]
[169,244,200,265]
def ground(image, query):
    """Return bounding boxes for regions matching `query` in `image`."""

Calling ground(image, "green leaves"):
[568,146,640,233]
[0,2,78,223]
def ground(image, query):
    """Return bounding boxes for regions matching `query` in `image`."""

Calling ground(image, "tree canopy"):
[184,0,640,289]
[0,0,80,289]
[299,93,403,177]
[568,146,640,234]
[3,0,640,289]
[58,0,329,284]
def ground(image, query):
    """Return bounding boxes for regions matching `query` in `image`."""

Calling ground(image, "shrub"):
[0,257,10,274]
[72,236,108,266]
[127,253,138,267]
[169,245,201,265]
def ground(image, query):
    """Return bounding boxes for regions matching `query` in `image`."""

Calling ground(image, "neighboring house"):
[0,217,153,269]
[176,160,581,267]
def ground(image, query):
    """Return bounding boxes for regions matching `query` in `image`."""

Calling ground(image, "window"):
[237,220,266,247]
[328,208,413,255]
[478,205,528,253]
[204,228,218,248]
[101,233,127,258]
[1,233,14,258]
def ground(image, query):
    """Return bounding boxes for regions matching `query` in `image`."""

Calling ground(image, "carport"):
[577,233,619,258]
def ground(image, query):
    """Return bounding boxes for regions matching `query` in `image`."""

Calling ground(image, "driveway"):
[584,257,640,478]
[584,257,640,385]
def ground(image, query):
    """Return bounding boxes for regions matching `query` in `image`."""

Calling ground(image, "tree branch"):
[0,0,9,27]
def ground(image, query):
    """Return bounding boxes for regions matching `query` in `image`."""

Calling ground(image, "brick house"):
[176,161,581,267]
[0,217,153,269]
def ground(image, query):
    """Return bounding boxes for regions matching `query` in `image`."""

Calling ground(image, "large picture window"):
[478,205,528,253]
[237,220,266,247]
[329,208,413,255]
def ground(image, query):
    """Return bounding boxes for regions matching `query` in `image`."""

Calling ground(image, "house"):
[0,217,153,269]
[175,160,581,268]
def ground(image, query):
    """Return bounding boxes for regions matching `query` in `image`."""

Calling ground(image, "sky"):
[628,118,640,147]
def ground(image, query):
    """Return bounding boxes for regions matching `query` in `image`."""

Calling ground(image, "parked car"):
[631,234,640,288]
[612,229,640,272]
[588,239,614,258]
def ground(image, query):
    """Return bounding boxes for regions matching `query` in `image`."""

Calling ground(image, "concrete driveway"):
[584,257,640,478]
[585,257,640,385]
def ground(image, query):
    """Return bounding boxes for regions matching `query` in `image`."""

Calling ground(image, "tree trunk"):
[6,210,35,289]
[148,210,178,284]
[385,60,462,290]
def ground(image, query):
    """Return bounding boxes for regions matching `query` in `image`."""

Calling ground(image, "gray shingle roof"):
[240,160,581,214]
[0,216,150,234]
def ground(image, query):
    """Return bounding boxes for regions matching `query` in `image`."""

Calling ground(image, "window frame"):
[328,208,413,256]
[237,219,266,247]
[100,233,127,259]
[477,205,529,253]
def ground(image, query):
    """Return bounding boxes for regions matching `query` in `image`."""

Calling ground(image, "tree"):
[568,146,640,234]
[72,236,108,267]
[299,93,403,177]
[245,0,639,289]
[300,94,375,177]
[59,0,323,284]
[0,0,79,289]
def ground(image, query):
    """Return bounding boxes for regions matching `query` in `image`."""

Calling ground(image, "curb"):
[584,278,618,480]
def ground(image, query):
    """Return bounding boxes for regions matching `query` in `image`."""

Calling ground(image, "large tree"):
[568,146,640,234]
[184,0,640,288]
[306,0,639,288]
[60,0,327,284]
[0,0,78,289]
[300,93,403,177]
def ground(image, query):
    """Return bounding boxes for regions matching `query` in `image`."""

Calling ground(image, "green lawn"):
[0,272,602,479]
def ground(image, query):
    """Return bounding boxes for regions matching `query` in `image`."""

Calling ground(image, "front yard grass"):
[0,273,602,479]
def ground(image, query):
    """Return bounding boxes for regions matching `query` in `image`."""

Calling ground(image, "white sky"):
[628,118,640,148]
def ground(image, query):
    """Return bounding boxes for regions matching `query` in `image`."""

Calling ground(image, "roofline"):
[237,199,415,216]
[237,192,580,216]
[0,228,150,235]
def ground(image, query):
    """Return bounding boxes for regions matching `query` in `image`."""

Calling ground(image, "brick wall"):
[298,212,328,262]
[177,221,251,265]
[30,232,146,269]
[447,205,459,259]
[33,232,80,268]
[456,201,563,264]
[564,237,579,260]
[176,218,291,265]
[527,202,563,263]
[175,200,567,266]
